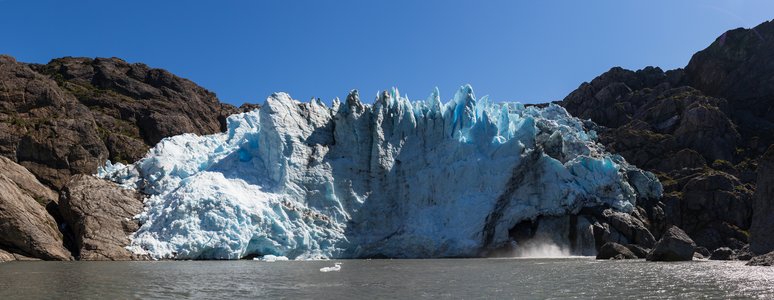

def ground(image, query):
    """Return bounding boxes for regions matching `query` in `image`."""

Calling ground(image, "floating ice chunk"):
[319,262,341,272]
[254,255,289,262]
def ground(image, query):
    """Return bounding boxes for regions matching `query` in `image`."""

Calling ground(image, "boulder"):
[625,244,650,258]
[751,145,774,255]
[0,158,71,260]
[710,247,734,260]
[603,209,656,248]
[59,175,146,260]
[734,244,754,261]
[646,226,696,261]
[695,246,711,258]
[597,242,638,259]
[746,251,774,267]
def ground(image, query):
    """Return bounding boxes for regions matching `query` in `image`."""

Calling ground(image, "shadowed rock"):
[59,175,147,260]
[646,226,696,261]
[710,247,734,260]
[751,145,774,255]
[0,249,38,262]
[746,251,774,266]
[597,242,637,259]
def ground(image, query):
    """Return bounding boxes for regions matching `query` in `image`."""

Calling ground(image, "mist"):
[511,238,572,258]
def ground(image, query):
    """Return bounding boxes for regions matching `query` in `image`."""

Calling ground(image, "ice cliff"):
[99,85,662,260]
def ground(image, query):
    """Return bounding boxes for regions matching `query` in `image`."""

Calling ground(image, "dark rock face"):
[602,209,656,248]
[678,171,753,250]
[710,247,734,260]
[0,55,249,189]
[734,245,754,261]
[578,207,658,254]
[561,72,749,252]
[625,244,650,258]
[751,146,774,255]
[597,242,637,259]
[695,246,711,258]
[0,157,71,260]
[746,251,774,266]
[684,20,774,151]
[59,175,147,260]
[558,21,774,251]
[646,226,696,261]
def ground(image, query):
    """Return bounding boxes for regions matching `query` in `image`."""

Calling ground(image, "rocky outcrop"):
[677,171,753,250]
[0,249,38,262]
[31,57,239,147]
[0,156,58,205]
[596,242,637,259]
[684,20,774,151]
[578,207,657,254]
[734,245,754,261]
[602,209,656,248]
[558,28,771,251]
[751,145,774,255]
[0,55,108,188]
[59,175,146,260]
[0,249,16,262]
[625,244,650,258]
[646,226,696,261]
[1,55,251,189]
[695,246,711,258]
[746,251,774,266]
[0,157,71,260]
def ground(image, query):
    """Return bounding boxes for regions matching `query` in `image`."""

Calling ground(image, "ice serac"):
[100,85,662,260]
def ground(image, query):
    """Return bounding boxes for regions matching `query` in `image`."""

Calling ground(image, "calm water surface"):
[1,258,773,299]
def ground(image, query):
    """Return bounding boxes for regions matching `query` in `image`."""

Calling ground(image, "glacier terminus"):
[99,85,662,260]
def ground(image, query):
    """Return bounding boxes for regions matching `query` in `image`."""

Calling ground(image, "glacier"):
[99,85,662,260]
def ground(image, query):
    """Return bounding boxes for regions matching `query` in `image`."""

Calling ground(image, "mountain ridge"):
[0,19,772,261]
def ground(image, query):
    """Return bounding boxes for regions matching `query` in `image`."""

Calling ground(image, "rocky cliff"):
[560,20,774,254]
[751,146,774,255]
[0,56,256,260]
[0,56,254,189]
[0,157,71,260]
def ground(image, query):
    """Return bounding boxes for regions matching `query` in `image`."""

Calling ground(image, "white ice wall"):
[99,86,662,260]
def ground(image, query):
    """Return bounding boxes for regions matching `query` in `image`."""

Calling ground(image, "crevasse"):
[99,85,662,260]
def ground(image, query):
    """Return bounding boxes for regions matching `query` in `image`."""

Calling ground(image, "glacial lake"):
[1,258,773,299]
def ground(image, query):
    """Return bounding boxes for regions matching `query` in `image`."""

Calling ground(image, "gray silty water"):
[0,258,772,299]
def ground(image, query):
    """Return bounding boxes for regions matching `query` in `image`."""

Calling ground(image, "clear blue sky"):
[2,1,773,105]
